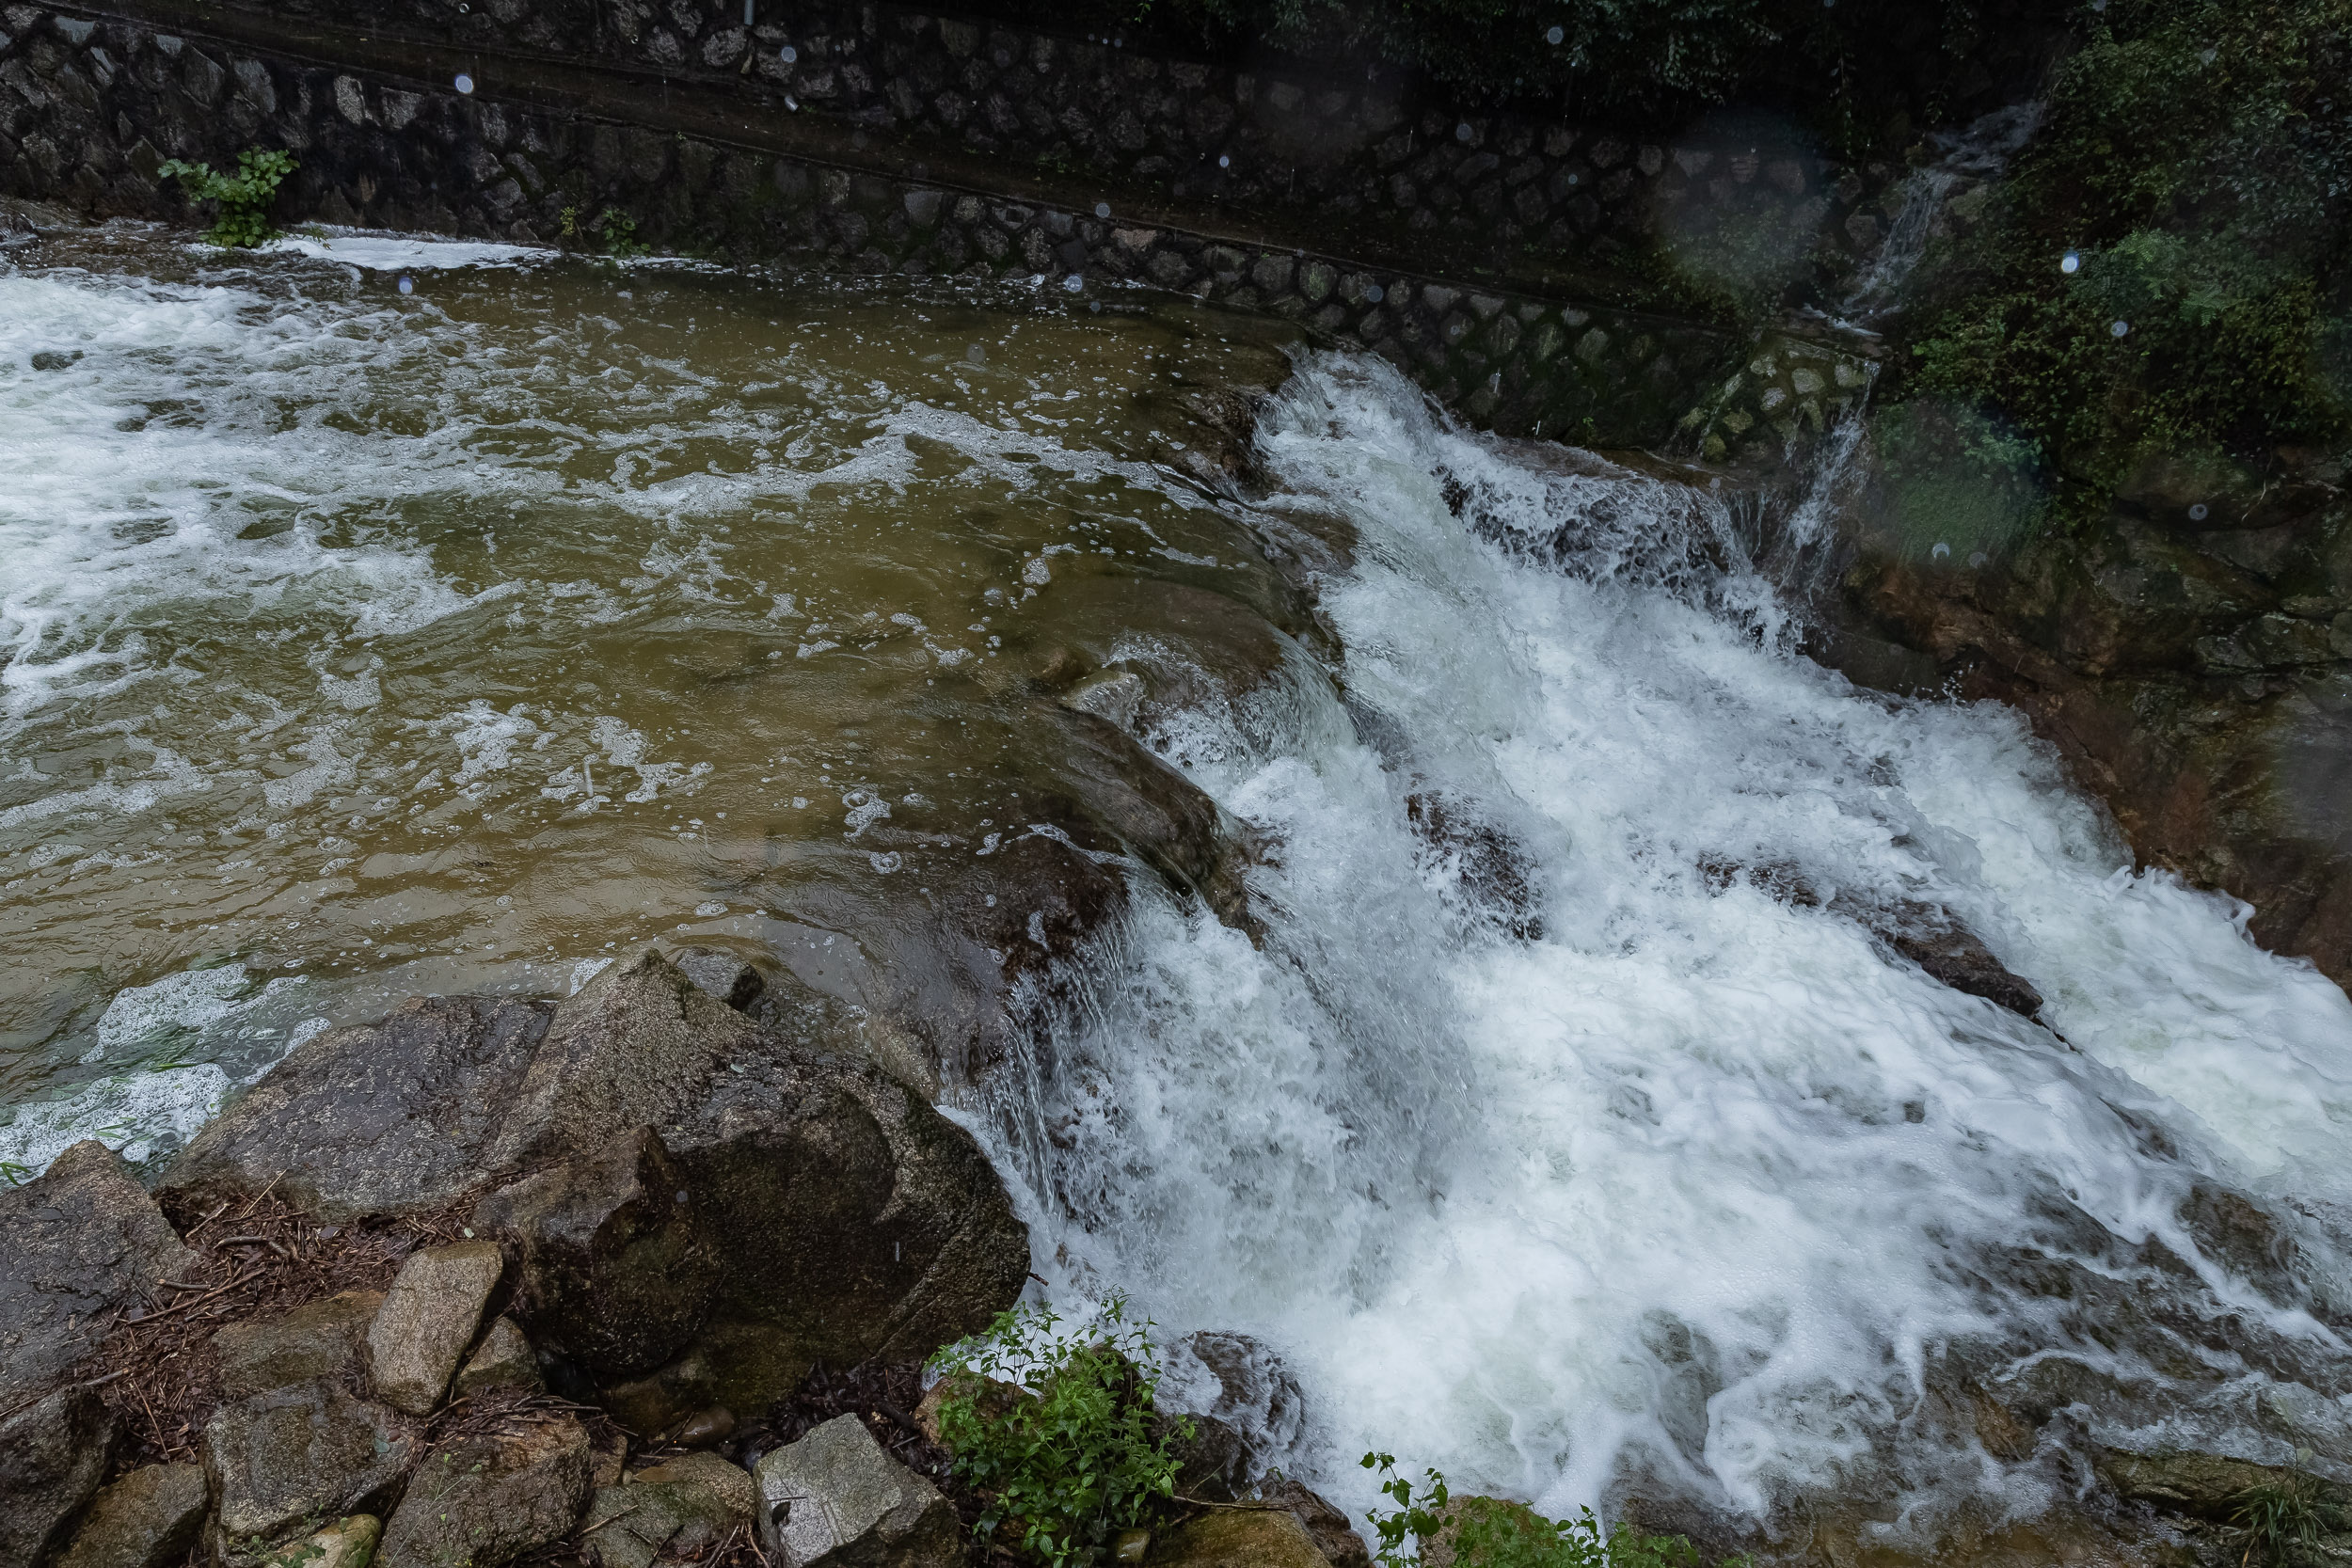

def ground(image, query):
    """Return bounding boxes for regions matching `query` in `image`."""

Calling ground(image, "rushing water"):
[8,226,2352,1552]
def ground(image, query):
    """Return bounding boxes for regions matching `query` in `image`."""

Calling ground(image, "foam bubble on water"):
[982,355,2352,1528]
[0,1063,230,1175]
[260,230,554,272]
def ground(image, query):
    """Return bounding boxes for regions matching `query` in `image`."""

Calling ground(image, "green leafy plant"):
[156,148,298,247]
[928,1297,1193,1568]
[1899,0,2351,516]
[592,206,647,258]
[1360,1456,1730,1568]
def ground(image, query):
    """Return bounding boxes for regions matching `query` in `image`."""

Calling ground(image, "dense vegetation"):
[1897,0,2352,516]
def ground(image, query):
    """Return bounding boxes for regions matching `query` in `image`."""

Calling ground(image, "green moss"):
[1898,0,2352,513]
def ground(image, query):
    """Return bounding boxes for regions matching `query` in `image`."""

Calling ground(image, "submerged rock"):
[378,1416,594,1568]
[0,1139,195,1400]
[754,1415,960,1568]
[54,1463,208,1568]
[366,1239,506,1416]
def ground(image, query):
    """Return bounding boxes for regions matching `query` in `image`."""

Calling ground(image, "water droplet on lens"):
[1063,273,1084,293]
[2060,250,2080,273]
[1455,121,1473,142]
[781,43,797,61]
[1095,202,1110,218]
[1366,284,1385,303]
[396,275,414,294]
[1217,154,1230,168]
[453,72,474,93]
[2189,502,2209,520]
[1546,24,1564,43]
[2111,319,2130,337]
[1931,542,1951,561]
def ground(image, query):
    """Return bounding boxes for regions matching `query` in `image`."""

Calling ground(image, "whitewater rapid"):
[989,355,2352,1533]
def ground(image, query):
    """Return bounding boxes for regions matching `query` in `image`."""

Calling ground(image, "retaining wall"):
[0,0,1885,452]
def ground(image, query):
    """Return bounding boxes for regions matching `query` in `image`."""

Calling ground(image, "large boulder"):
[162,996,553,1220]
[0,1384,118,1568]
[365,1240,505,1416]
[469,1127,715,1386]
[54,1463,209,1568]
[378,1416,593,1568]
[753,1415,960,1568]
[205,1292,421,1565]
[166,952,1026,1433]
[0,1139,195,1400]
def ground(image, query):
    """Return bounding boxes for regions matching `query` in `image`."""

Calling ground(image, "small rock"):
[582,1452,753,1568]
[379,1416,594,1568]
[1146,1509,1326,1568]
[55,1463,208,1568]
[1062,670,1146,732]
[0,1139,196,1401]
[754,1415,960,1568]
[454,1316,542,1398]
[367,1239,506,1416]
[675,947,766,1013]
[260,1515,379,1568]
[2100,1449,2349,1519]
[0,1384,119,1568]
[1886,923,2043,1018]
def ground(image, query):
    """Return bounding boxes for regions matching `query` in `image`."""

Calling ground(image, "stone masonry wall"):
[231,0,1910,306]
[1,0,1881,455]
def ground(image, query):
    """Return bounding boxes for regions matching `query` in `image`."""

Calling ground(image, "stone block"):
[581,1452,753,1568]
[366,1240,505,1417]
[204,1379,416,1564]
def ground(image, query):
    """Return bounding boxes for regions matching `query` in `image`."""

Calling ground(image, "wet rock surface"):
[164,952,1027,1437]
[53,1463,208,1568]
[0,1141,194,1401]
[0,1383,119,1568]
[1147,1509,1328,1568]
[161,996,554,1221]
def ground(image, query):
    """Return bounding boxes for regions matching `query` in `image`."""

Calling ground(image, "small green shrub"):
[1359,1456,1727,1568]
[156,148,298,247]
[928,1297,1193,1568]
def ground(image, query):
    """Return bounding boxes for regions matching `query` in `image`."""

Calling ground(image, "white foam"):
[259,230,556,271]
[0,1063,230,1175]
[986,356,2352,1528]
